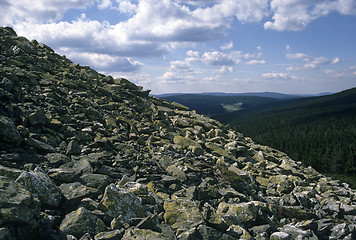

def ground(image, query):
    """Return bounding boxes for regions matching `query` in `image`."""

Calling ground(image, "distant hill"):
[157,92,333,117]
[155,91,332,99]
[158,94,289,117]
[217,87,356,186]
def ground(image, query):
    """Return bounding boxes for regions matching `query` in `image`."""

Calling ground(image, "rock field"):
[1,27,356,239]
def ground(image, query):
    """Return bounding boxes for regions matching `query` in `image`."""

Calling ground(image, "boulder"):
[209,201,258,227]
[163,198,203,230]
[99,184,145,222]
[60,207,106,238]
[0,115,21,146]
[121,228,168,240]
[15,167,62,208]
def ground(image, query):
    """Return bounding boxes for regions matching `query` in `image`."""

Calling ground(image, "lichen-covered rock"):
[163,198,203,230]
[0,165,23,180]
[173,135,203,155]
[99,184,145,222]
[0,177,40,224]
[94,229,123,240]
[15,167,62,207]
[121,228,168,240]
[60,207,106,238]
[209,201,258,227]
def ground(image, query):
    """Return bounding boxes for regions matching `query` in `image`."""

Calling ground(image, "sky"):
[1,0,356,94]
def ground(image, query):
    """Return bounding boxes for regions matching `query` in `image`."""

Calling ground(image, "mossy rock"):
[173,135,203,155]
[99,184,145,222]
[122,228,168,240]
[59,207,106,238]
[163,198,203,230]
[15,167,62,208]
[209,201,258,227]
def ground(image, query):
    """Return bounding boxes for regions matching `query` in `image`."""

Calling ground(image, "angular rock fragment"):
[60,207,106,238]
[99,184,145,222]
[15,167,62,208]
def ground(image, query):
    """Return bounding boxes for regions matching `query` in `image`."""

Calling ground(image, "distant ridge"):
[155,91,333,99]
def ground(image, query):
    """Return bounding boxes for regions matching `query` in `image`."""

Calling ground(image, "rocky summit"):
[0,27,355,240]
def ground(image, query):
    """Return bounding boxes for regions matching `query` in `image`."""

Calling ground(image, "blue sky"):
[1,0,356,94]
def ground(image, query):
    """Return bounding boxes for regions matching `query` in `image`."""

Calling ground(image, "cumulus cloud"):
[161,60,197,82]
[202,51,237,66]
[262,72,289,79]
[63,51,144,72]
[0,0,94,25]
[186,48,264,67]
[214,66,234,74]
[265,0,356,31]
[286,45,340,70]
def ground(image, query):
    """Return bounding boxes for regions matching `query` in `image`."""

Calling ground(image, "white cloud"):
[286,45,340,70]
[324,67,356,78]
[214,66,234,74]
[245,60,266,65]
[265,0,356,31]
[220,41,233,50]
[0,0,94,25]
[202,51,237,66]
[262,72,289,79]
[161,60,197,82]
[63,51,144,72]
[184,48,265,69]
[97,0,112,9]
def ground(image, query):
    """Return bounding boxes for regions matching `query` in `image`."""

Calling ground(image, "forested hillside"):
[217,88,356,186]
[161,94,281,117]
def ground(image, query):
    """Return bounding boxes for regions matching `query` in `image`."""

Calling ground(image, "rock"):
[94,229,123,240]
[45,153,70,167]
[0,227,15,240]
[99,184,145,222]
[163,198,204,230]
[15,167,62,207]
[66,140,81,155]
[0,177,40,238]
[24,137,56,153]
[209,201,258,227]
[59,182,99,211]
[60,158,93,176]
[0,115,22,146]
[330,223,352,239]
[121,228,168,240]
[269,232,292,240]
[196,224,223,239]
[173,136,203,155]
[79,174,112,193]
[0,165,23,180]
[122,181,148,195]
[28,108,47,126]
[60,207,106,239]
[225,225,253,239]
